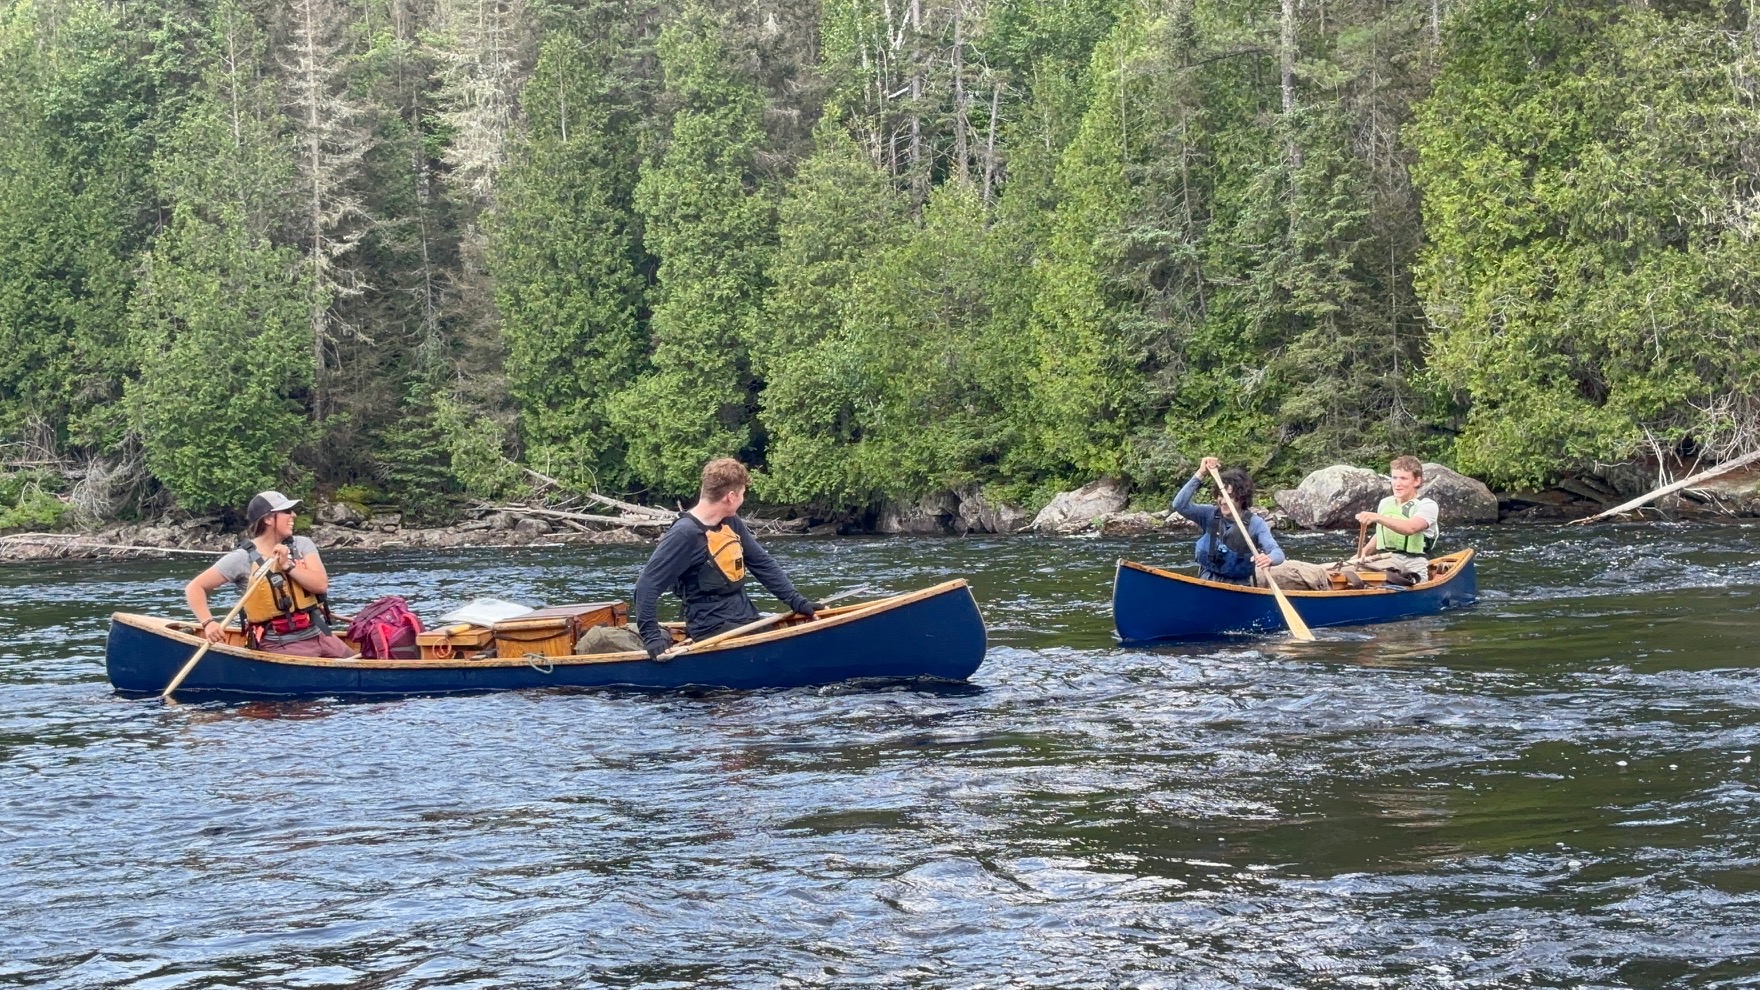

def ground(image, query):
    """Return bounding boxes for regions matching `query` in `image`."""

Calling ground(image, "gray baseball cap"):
[245,490,302,531]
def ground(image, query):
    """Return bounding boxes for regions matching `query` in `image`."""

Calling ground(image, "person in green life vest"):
[633,458,821,661]
[1353,454,1440,576]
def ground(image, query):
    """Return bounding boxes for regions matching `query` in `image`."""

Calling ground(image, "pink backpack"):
[346,596,425,659]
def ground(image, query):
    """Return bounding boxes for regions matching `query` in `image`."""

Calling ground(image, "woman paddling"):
[184,491,352,658]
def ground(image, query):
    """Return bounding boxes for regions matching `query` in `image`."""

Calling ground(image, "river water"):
[2,525,1758,988]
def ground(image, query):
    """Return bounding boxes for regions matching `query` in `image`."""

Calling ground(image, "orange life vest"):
[239,543,329,639]
[698,523,746,592]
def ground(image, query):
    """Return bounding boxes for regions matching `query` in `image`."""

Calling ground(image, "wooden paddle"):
[161,559,274,702]
[657,583,877,661]
[1207,466,1315,641]
[1356,519,1371,560]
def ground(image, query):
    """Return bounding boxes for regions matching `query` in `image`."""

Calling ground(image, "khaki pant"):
[1257,553,1429,591]
[1255,560,1333,591]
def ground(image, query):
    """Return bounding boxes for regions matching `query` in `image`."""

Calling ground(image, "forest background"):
[4,0,1760,529]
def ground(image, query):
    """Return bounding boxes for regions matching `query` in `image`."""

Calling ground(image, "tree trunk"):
[908,0,924,202]
[1281,0,1302,170]
[982,82,1001,204]
[952,1,968,186]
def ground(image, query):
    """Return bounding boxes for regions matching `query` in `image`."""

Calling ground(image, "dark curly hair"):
[1217,467,1254,511]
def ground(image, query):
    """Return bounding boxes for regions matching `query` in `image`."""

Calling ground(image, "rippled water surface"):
[4,525,1760,988]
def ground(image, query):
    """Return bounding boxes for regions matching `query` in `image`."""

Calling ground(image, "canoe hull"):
[1112,551,1477,644]
[108,581,987,700]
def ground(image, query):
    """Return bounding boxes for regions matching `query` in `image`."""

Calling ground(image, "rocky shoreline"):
[3,461,1755,563]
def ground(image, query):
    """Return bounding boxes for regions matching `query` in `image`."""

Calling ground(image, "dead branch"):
[1570,448,1760,525]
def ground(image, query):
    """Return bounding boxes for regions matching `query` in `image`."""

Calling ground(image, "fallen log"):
[478,505,673,528]
[518,468,677,520]
[1569,449,1760,525]
[0,534,222,558]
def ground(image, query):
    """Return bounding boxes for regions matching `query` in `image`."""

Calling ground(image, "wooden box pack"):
[492,602,629,659]
[416,624,496,660]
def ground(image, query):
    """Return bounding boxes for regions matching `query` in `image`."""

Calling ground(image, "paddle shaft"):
[1206,466,1315,641]
[658,584,876,661]
[161,560,274,702]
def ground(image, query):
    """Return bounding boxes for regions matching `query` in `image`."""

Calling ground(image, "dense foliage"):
[2,0,1757,524]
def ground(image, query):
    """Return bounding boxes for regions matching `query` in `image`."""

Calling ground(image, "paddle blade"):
[1272,588,1316,641]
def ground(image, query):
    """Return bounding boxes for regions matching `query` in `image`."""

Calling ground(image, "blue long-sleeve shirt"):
[633,514,812,655]
[1171,474,1285,580]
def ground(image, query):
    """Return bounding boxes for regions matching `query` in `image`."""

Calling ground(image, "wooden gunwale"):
[109,580,971,670]
[1116,549,1475,599]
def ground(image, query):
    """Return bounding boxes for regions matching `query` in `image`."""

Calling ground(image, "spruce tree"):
[490,26,648,491]
[611,6,774,495]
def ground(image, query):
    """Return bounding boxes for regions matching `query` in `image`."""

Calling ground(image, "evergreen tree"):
[490,22,648,491]
[1412,0,1760,484]
[128,85,314,511]
[756,124,908,506]
[611,5,774,495]
[0,0,153,453]
[285,0,374,425]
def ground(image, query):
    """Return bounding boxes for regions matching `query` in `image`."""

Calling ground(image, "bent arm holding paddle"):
[164,559,274,701]
[657,583,877,661]
[1201,462,1315,641]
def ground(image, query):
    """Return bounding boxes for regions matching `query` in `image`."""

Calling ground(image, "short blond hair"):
[1390,455,1423,478]
[700,458,750,503]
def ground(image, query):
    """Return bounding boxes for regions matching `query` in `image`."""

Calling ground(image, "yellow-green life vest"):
[1375,496,1434,554]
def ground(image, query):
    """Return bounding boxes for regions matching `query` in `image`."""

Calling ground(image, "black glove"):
[644,640,669,661]
[796,600,822,620]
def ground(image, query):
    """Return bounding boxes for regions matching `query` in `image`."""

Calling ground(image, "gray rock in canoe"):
[1273,465,1386,529]
[1420,462,1499,524]
[956,486,1032,534]
[1031,478,1129,534]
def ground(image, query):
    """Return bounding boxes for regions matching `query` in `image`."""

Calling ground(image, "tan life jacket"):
[239,543,326,625]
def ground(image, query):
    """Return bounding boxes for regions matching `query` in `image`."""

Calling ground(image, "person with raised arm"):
[1170,456,1286,586]
[184,491,351,657]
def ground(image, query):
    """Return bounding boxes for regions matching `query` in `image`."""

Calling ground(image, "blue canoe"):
[107,580,987,700]
[1112,549,1477,643]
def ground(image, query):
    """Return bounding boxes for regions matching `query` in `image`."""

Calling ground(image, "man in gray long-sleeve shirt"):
[633,458,819,659]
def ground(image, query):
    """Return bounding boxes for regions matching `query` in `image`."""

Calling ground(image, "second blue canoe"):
[1113,549,1477,643]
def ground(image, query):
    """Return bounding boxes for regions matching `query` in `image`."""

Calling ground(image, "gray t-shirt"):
[215,536,321,591]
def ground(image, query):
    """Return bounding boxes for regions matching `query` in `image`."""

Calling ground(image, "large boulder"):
[1031,478,1130,534]
[1096,511,1170,536]
[956,486,1032,534]
[1274,465,1386,529]
[1419,462,1498,524]
[315,501,367,528]
[876,491,963,535]
[512,516,551,538]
